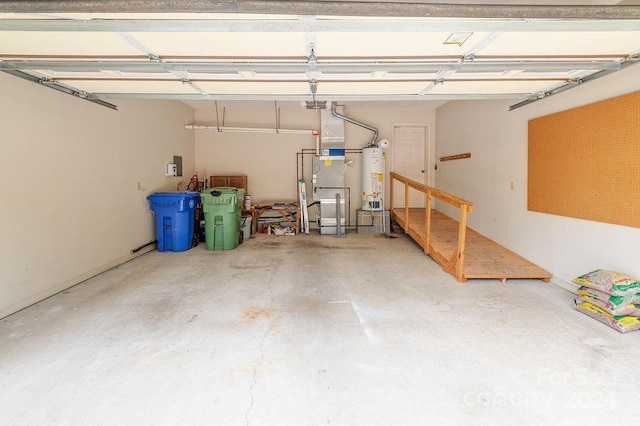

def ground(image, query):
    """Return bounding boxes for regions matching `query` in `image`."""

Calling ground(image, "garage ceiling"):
[1,1,640,110]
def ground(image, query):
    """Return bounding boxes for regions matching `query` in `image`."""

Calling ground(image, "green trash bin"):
[200,187,245,250]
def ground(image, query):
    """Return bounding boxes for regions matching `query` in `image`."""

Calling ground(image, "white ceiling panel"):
[316,32,492,57]
[318,81,431,95]
[1,7,640,109]
[196,81,310,95]
[36,70,114,78]
[480,31,640,56]
[427,79,560,95]
[63,79,202,94]
[130,32,307,57]
[0,31,143,56]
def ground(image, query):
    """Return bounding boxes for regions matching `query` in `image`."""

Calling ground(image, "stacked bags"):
[573,269,640,333]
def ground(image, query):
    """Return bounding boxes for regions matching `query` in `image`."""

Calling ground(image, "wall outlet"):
[510,181,515,190]
[166,163,177,176]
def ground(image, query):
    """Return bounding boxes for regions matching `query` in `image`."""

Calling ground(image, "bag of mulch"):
[576,286,640,316]
[572,269,640,297]
[576,286,640,305]
[574,299,640,333]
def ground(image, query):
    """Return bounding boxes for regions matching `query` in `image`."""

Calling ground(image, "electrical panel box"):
[173,155,183,177]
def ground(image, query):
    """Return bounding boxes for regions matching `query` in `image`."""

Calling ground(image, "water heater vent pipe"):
[330,102,378,147]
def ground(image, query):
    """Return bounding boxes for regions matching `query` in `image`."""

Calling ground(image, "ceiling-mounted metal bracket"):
[309,78,319,105]
[419,69,454,95]
[305,25,320,82]
[308,47,318,65]
[304,22,317,63]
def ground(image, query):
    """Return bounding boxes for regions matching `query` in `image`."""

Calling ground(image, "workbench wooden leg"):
[252,210,259,234]
[296,211,300,234]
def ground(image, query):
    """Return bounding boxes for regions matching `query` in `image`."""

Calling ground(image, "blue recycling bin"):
[147,191,200,252]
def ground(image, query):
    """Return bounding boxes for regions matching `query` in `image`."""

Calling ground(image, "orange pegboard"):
[528,91,640,228]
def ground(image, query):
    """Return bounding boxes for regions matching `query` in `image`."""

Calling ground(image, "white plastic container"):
[241,215,252,240]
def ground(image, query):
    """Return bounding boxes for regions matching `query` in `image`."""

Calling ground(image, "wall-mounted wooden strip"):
[440,153,471,161]
[528,90,640,228]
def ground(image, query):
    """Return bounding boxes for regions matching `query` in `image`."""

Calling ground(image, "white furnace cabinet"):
[312,156,346,235]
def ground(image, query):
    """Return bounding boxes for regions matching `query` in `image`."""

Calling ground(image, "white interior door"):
[392,126,427,208]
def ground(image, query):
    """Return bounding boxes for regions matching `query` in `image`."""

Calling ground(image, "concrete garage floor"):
[1,232,638,425]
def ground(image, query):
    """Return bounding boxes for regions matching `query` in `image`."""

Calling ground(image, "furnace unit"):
[312,155,346,235]
[311,104,347,235]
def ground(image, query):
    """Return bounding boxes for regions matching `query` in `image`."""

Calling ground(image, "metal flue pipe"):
[330,102,378,147]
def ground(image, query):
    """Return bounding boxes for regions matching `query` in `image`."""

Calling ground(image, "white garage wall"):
[435,65,640,287]
[194,101,437,226]
[0,73,195,318]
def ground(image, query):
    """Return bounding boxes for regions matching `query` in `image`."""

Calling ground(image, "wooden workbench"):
[252,203,300,235]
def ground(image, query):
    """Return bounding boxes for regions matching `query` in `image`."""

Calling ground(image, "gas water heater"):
[361,146,384,211]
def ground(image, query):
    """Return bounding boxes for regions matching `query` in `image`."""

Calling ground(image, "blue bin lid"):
[147,191,200,201]
[147,192,200,211]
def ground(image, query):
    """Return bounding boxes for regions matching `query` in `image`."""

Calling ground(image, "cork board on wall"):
[528,91,640,228]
